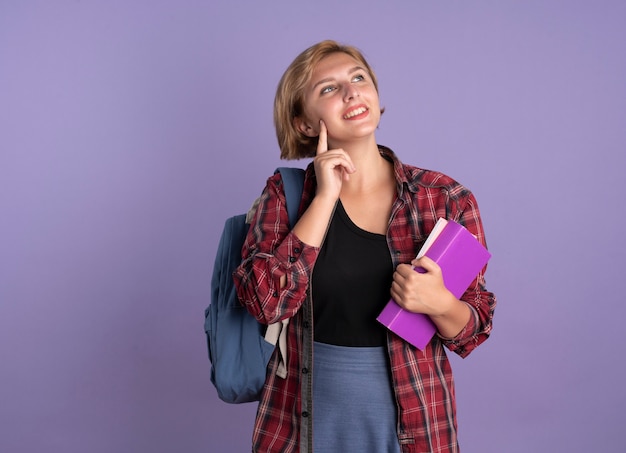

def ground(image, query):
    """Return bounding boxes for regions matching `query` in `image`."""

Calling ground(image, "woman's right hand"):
[290,120,354,248]
[313,120,356,201]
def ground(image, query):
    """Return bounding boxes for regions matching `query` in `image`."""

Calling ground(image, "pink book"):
[377,218,491,349]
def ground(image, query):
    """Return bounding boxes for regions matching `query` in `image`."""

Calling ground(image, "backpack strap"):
[267,167,305,380]
[275,167,305,227]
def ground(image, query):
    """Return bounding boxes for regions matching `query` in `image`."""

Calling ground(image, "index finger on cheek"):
[316,120,328,155]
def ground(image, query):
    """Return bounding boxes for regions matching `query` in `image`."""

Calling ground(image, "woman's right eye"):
[321,85,335,95]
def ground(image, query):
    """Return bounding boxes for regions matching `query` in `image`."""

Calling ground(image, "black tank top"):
[312,201,393,347]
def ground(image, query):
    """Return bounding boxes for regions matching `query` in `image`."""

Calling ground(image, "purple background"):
[1,1,625,452]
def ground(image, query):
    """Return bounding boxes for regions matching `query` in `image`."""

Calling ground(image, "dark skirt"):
[312,341,401,453]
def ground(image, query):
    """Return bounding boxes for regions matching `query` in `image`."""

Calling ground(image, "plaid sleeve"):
[441,192,497,357]
[233,173,319,325]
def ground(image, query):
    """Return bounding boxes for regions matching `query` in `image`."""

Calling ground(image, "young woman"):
[233,40,496,453]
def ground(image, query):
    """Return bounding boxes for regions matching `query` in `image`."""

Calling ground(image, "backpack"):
[205,167,305,404]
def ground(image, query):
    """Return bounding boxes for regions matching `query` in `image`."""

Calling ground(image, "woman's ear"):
[294,116,317,137]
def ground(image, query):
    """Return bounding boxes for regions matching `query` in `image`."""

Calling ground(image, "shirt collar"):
[378,145,419,197]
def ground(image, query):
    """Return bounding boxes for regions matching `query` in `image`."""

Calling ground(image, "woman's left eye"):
[352,74,365,82]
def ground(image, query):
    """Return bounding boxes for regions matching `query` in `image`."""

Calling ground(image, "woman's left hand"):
[390,256,457,317]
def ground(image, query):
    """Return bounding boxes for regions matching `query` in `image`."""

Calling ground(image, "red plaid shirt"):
[234,146,496,453]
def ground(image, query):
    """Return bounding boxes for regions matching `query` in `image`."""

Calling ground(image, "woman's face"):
[298,52,381,148]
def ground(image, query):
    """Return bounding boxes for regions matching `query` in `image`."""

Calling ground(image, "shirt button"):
[272,291,278,297]
[302,367,309,374]
[289,256,296,263]
[302,411,309,418]
[294,247,301,254]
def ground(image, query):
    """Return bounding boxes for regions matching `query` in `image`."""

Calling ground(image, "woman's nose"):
[343,84,359,101]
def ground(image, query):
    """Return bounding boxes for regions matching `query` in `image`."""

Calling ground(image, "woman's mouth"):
[343,105,369,120]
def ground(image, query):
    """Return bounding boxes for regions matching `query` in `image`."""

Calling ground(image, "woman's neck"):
[342,148,394,195]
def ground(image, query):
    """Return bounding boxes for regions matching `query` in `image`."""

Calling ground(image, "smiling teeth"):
[344,107,367,119]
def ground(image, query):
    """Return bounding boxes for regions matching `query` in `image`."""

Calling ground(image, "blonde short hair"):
[274,40,382,160]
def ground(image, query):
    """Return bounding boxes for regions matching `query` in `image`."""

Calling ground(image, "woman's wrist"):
[430,296,472,339]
